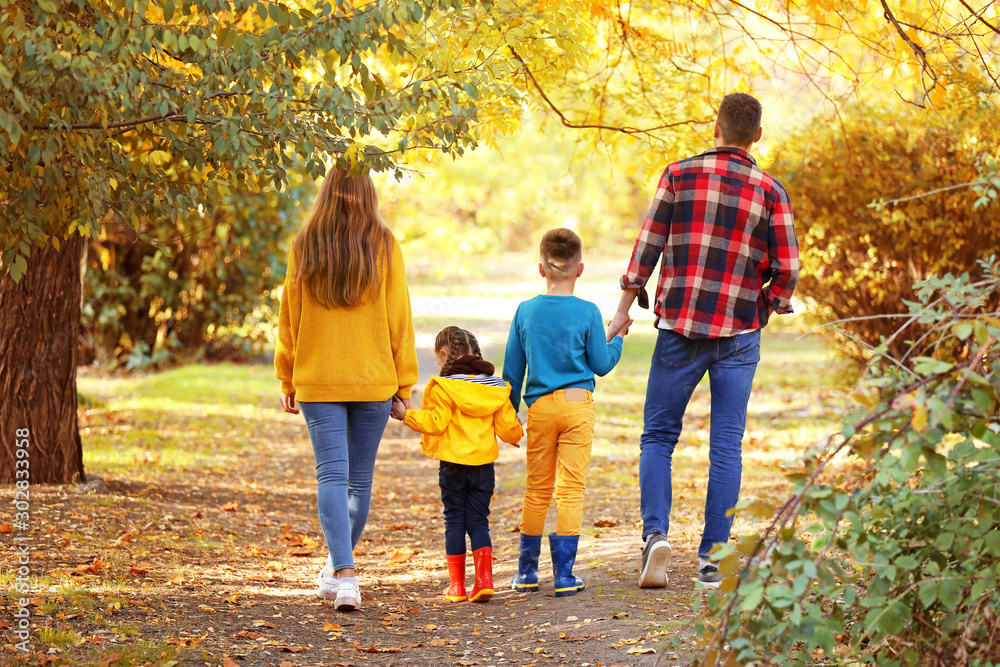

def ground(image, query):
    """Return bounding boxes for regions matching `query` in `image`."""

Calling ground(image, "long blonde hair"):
[293,168,392,308]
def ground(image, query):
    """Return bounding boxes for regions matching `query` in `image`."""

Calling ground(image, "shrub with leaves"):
[81,182,310,369]
[697,256,1000,667]
[770,106,1000,366]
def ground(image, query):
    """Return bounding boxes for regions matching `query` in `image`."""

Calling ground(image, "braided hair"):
[434,326,482,368]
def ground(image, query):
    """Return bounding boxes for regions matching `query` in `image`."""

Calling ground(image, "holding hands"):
[606,314,634,342]
[390,396,408,420]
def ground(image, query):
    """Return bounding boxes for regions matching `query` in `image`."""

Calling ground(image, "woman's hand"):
[390,396,408,420]
[280,391,299,415]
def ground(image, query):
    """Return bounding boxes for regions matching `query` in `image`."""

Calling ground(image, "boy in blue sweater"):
[502,228,631,596]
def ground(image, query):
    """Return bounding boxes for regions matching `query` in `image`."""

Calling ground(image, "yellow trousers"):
[519,389,596,536]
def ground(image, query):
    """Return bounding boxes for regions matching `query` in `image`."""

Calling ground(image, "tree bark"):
[0,236,86,484]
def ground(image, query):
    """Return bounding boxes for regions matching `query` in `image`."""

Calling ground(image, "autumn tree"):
[0,0,527,483]
[3,0,999,484]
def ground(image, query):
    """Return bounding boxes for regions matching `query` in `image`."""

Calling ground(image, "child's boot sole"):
[469,588,494,603]
[554,583,586,597]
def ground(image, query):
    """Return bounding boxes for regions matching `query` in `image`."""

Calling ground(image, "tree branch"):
[880,0,939,98]
[507,46,711,143]
[956,0,1000,36]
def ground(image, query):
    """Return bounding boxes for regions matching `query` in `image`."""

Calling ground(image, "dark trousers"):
[439,461,495,556]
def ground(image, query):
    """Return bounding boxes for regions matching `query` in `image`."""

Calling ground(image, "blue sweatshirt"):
[502,295,624,412]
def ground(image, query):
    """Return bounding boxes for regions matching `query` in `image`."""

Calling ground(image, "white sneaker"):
[317,565,338,600]
[334,579,361,611]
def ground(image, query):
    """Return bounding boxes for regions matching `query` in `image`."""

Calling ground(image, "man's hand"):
[607,288,639,342]
[390,396,408,420]
[607,314,634,341]
[280,391,299,415]
[608,319,634,342]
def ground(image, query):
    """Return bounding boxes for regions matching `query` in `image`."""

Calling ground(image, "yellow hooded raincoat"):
[403,376,523,466]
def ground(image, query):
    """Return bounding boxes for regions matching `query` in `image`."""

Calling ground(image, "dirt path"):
[0,414,697,667]
[2,323,832,666]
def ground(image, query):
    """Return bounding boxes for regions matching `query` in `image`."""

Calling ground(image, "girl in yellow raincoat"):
[391,326,523,603]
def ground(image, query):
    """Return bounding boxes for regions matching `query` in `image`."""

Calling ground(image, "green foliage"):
[697,257,1000,667]
[769,105,1000,365]
[81,181,309,368]
[0,0,524,277]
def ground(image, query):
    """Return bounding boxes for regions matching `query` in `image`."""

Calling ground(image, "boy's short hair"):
[717,92,762,146]
[540,228,583,278]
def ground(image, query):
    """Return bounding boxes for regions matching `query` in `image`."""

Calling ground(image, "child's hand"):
[390,396,407,420]
[608,318,634,339]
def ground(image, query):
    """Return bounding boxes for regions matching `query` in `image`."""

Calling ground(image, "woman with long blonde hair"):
[275,168,418,611]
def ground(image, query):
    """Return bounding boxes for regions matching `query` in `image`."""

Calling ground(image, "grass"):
[78,363,282,475]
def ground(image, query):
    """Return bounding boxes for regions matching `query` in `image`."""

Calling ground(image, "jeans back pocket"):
[658,330,699,368]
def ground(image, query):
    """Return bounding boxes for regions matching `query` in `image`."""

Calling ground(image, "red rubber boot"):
[443,555,467,602]
[469,547,494,603]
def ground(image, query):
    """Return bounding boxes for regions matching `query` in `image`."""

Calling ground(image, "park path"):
[1,316,837,666]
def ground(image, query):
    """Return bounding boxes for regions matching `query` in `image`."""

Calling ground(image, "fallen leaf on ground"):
[613,611,629,619]
[235,631,266,640]
[94,652,121,667]
[252,620,277,628]
[279,646,307,652]
[279,532,306,547]
[324,619,342,631]
[0,523,12,533]
[220,658,240,667]
[287,548,313,557]
[353,642,401,653]
[221,501,239,511]
[247,573,275,582]
[593,517,621,527]
[429,638,451,646]
[72,560,106,576]
[627,647,656,654]
[128,562,153,576]
[389,548,414,563]
[168,575,186,585]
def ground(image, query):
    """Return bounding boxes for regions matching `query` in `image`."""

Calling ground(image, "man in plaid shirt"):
[606,93,799,589]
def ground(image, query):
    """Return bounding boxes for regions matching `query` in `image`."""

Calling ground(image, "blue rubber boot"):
[549,533,586,597]
[510,533,542,592]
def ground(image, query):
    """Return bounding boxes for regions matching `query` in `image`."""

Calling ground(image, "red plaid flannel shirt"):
[621,146,800,339]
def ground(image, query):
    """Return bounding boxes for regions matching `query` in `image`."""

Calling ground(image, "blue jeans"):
[639,329,760,559]
[439,461,495,555]
[299,400,391,571]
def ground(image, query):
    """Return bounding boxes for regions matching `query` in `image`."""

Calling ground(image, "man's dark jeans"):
[639,329,761,559]
[439,461,495,556]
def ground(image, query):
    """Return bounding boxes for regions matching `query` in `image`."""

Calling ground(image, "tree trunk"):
[0,236,85,484]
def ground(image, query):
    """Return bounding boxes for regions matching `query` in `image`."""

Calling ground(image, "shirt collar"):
[703,146,757,165]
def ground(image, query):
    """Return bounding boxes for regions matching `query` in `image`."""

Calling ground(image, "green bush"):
[82,184,310,369]
[698,257,1000,667]
[769,107,1000,365]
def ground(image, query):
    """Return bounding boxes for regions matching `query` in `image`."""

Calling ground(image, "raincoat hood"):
[402,374,523,466]
[430,376,513,416]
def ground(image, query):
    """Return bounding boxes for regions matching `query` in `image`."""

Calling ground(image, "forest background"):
[2,0,1000,665]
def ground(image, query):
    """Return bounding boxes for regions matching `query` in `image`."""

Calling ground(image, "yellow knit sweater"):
[274,237,419,402]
